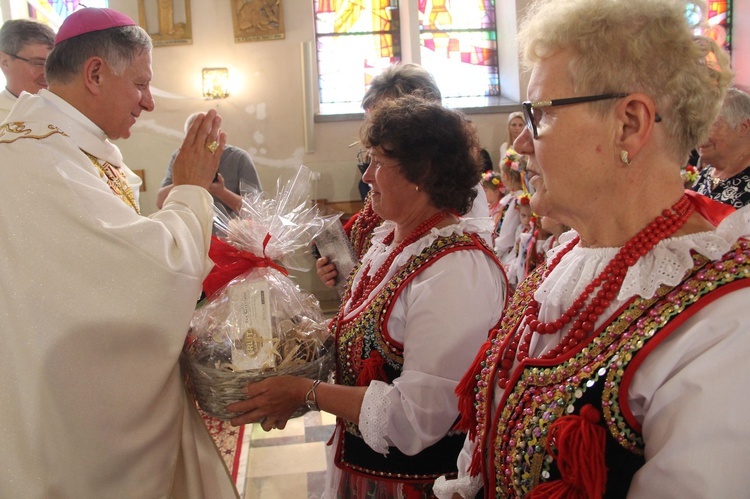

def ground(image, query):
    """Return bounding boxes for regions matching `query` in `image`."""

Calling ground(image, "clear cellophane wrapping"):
[181,166,337,420]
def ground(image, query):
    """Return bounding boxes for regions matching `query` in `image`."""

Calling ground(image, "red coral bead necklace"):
[348,210,448,310]
[495,194,694,389]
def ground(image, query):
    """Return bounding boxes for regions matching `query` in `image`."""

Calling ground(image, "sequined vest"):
[473,240,750,498]
[331,232,499,483]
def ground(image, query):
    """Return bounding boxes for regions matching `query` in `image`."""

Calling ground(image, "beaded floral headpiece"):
[517,192,532,206]
[502,147,527,173]
[481,171,503,189]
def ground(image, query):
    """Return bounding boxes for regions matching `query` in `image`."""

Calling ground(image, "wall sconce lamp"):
[202,67,229,99]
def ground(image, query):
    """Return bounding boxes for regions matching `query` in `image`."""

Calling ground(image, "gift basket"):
[181,166,337,421]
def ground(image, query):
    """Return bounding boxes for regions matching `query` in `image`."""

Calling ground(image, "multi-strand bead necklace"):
[495,194,694,389]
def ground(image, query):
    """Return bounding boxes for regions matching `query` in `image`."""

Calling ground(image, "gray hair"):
[518,0,733,161]
[361,63,442,111]
[718,88,750,129]
[46,25,152,85]
[0,19,55,54]
[183,112,203,135]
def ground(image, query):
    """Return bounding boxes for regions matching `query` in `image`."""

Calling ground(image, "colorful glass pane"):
[706,0,731,50]
[314,0,400,105]
[28,0,108,29]
[418,0,498,98]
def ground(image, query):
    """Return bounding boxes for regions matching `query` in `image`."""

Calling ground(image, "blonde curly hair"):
[518,0,733,161]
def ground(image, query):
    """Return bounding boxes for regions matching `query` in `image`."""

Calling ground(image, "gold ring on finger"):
[206,140,219,154]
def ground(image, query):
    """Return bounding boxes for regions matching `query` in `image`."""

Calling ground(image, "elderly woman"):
[435,0,750,497]
[692,87,750,208]
[229,95,507,498]
[316,63,490,288]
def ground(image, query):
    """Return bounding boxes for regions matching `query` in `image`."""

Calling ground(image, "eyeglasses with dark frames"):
[522,93,662,139]
[11,54,47,68]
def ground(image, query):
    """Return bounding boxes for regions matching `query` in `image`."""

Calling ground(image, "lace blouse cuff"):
[359,380,391,455]
[433,474,483,499]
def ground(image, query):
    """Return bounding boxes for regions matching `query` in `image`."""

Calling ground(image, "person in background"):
[157,111,262,213]
[315,63,490,287]
[481,170,506,245]
[479,147,493,173]
[435,0,750,496]
[493,150,527,260]
[503,193,534,289]
[0,19,55,121]
[498,111,525,169]
[692,87,750,208]
[227,96,507,498]
[356,147,371,201]
[539,214,568,254]
[0,8,236,498]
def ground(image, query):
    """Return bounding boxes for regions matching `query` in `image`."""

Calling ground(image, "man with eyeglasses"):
[0,19,54,121]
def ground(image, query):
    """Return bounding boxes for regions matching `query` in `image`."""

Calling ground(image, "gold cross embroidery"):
[84,152,141,215]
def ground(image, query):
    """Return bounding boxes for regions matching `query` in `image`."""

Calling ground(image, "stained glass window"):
[705,0,732,52]
[313,0,400,106]
[418,0,498,98]
[28,0,108,30]
[313,0,499,109]
[686,0,732,54]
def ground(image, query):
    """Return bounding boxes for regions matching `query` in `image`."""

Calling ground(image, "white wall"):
[108,1,518,219]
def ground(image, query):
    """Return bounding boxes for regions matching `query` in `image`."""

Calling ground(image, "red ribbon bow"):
[202,234,288,298]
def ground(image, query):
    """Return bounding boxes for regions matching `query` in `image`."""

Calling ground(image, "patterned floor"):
[238,410,336,498]
[233,300,339,498]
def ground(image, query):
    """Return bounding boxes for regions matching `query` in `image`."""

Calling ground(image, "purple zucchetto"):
[54,8,137,45]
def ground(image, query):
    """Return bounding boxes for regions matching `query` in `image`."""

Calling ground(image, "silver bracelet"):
[305,379,322,412]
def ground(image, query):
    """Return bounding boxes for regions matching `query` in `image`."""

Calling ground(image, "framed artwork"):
[232,0,285,43]
[138,0,193,46]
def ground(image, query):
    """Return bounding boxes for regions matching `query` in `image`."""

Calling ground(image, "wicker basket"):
[181,338,334,421]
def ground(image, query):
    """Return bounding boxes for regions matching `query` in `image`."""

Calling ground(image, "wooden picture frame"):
[232,0,285,43]
[138,0,193,47]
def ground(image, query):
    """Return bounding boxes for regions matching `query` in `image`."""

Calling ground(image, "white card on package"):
[227,279,275,370]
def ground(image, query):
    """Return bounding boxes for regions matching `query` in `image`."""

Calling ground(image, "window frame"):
[312,0,522,122]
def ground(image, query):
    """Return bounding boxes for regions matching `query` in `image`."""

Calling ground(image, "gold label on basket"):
[227,279,275,370]
[244,327,264,356]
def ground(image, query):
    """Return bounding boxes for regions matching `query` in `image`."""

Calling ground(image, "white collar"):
[364,217,493,275]
[9,90,124,168]
[537,205,750,308]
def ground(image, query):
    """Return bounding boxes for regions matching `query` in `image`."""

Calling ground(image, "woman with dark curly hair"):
[228,95,508,498]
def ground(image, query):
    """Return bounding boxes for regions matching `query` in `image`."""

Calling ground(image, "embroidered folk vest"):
[331,232,498,484]
[471,240,750,497]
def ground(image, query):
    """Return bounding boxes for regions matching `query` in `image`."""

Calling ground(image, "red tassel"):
[467,444,484,477]
[453,338,492,437]
[356,350,388,386]
[529,404,607,499]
